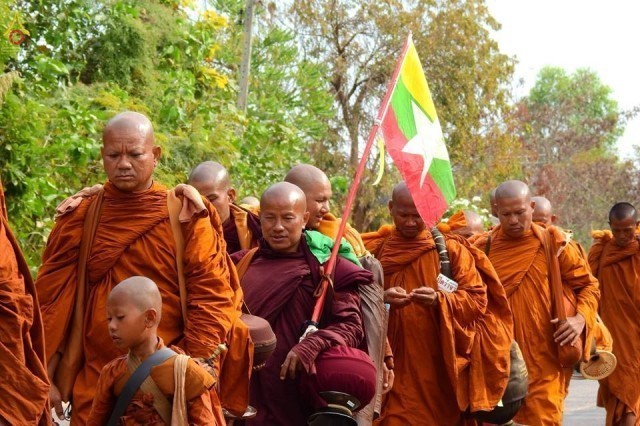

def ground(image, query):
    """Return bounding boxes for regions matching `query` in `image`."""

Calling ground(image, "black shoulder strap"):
[107,348,177,426]
[430,227,452,279]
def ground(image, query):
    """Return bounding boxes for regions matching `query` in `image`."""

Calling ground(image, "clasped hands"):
[384,286,438,308]
[551,313,585,346]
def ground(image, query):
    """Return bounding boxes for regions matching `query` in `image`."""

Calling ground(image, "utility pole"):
[237,0,255,113]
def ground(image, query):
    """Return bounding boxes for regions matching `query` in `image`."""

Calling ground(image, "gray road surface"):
[563,377,606,425]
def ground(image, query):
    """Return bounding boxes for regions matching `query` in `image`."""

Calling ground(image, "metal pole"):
[237,0,255,113]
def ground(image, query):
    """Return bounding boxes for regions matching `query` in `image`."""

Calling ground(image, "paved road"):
[564,377,606,425]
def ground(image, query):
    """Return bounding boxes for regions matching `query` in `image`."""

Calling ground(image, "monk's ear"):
[152,145,162,165]
[302,210,310,227]
[144,308,158,328]
[388,200,393,214]
[530,200,536,210]
[551,214,557,224]
[228,188,237,203]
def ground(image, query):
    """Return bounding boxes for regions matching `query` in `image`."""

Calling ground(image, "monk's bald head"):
[389,182,425,239]
[284,164,332,229]
[103,111,154,145]
[494,180,534,238]
[239,196,260,209]
[260,182,309,252]
[464,211,484,236]
[101,111,160,193]
[532,196,556,226]
[108,276,162,318]
[188,161,235,222]
[609,202,639,247]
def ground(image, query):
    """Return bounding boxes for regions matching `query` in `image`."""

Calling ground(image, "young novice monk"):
[88,276,216,425]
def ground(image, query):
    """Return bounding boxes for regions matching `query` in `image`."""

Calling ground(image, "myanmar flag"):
[378,34,456,227]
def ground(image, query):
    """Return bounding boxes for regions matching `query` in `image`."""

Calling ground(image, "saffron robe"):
[362,226,488,425]
[36,181,236,425]
[589,231,640,425]
[234,238,372,425]
[474,224,599,426]
[88,340,215,425]
[0,179,50,425]
[222,203,261,254]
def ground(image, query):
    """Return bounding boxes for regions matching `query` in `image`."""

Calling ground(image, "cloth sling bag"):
[55,189,105,401]
[106,348,177,426]
[542,229,583,367]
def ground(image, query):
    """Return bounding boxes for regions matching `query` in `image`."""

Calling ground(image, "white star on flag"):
[401,101,450,187]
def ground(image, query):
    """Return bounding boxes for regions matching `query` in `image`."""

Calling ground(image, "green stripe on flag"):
[428,158,456,202]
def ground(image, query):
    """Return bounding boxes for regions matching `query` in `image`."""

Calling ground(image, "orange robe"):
[0,179,50,425]
[589,231,640,425]
[88,341,215,425]
[222,203,261,254]
[474,224,599,425]
[363,226,488,425]
[36,181,236,425]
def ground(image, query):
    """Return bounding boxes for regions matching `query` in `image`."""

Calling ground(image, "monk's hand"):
[280,349,302,380]
[409,286,438,307]
[174,183,206,211]
[382,363,394,394]
[551,313,585,346]
[384,287,410,307]
[49,383,65,421]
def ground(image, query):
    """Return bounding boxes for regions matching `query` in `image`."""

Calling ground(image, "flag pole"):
[304,33,413,334]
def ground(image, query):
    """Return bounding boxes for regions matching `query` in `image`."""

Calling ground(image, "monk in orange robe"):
[474,180,600,425]
[0,178,50,425]
[589,202,640,426]
[533,195,589,261]
[88,277,215,425]
[437,209,485,239]
[362,182,496,425]
[189,161,261,254]
[284,164,393,424]
[36,111,239,425]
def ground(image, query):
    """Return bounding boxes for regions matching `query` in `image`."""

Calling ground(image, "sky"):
[486,0,640,158]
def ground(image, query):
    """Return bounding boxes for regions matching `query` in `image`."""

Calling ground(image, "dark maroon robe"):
[234,238,372,425]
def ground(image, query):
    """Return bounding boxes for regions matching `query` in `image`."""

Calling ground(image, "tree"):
[515,66,638,244]
[289,0,520,229]
[0,0,335,269]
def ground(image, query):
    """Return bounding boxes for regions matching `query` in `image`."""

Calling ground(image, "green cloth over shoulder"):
[304,230,361,267]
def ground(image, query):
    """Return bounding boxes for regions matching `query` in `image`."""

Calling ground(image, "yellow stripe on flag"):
[400,41,438,122]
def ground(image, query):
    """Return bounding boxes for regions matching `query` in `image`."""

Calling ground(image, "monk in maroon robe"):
[233,182,373,425]
[188,161,261,254]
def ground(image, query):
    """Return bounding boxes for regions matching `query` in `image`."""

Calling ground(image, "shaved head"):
[239,196,260,208]
[101,111,160,193]
[494,180,534,238]
[188,161,235,222]
[108,276,163,319]
[389,182,425,239]
[463,210,484,236]
[532,196,555,225]
[260,182,309,253]
[284,164,332,229]
[103,111,155,145]
[188,161,231,190]
[608,202,639,247]
[609,202,637,222]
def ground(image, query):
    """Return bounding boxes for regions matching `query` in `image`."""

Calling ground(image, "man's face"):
[304,179,332,229]
[496,197,533,238]
[190,179,234,223]
[609,216,638,247]
[101,128,160,192]
[389,196,425,239]
[106,294,148,350]
[261,196,309,253]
